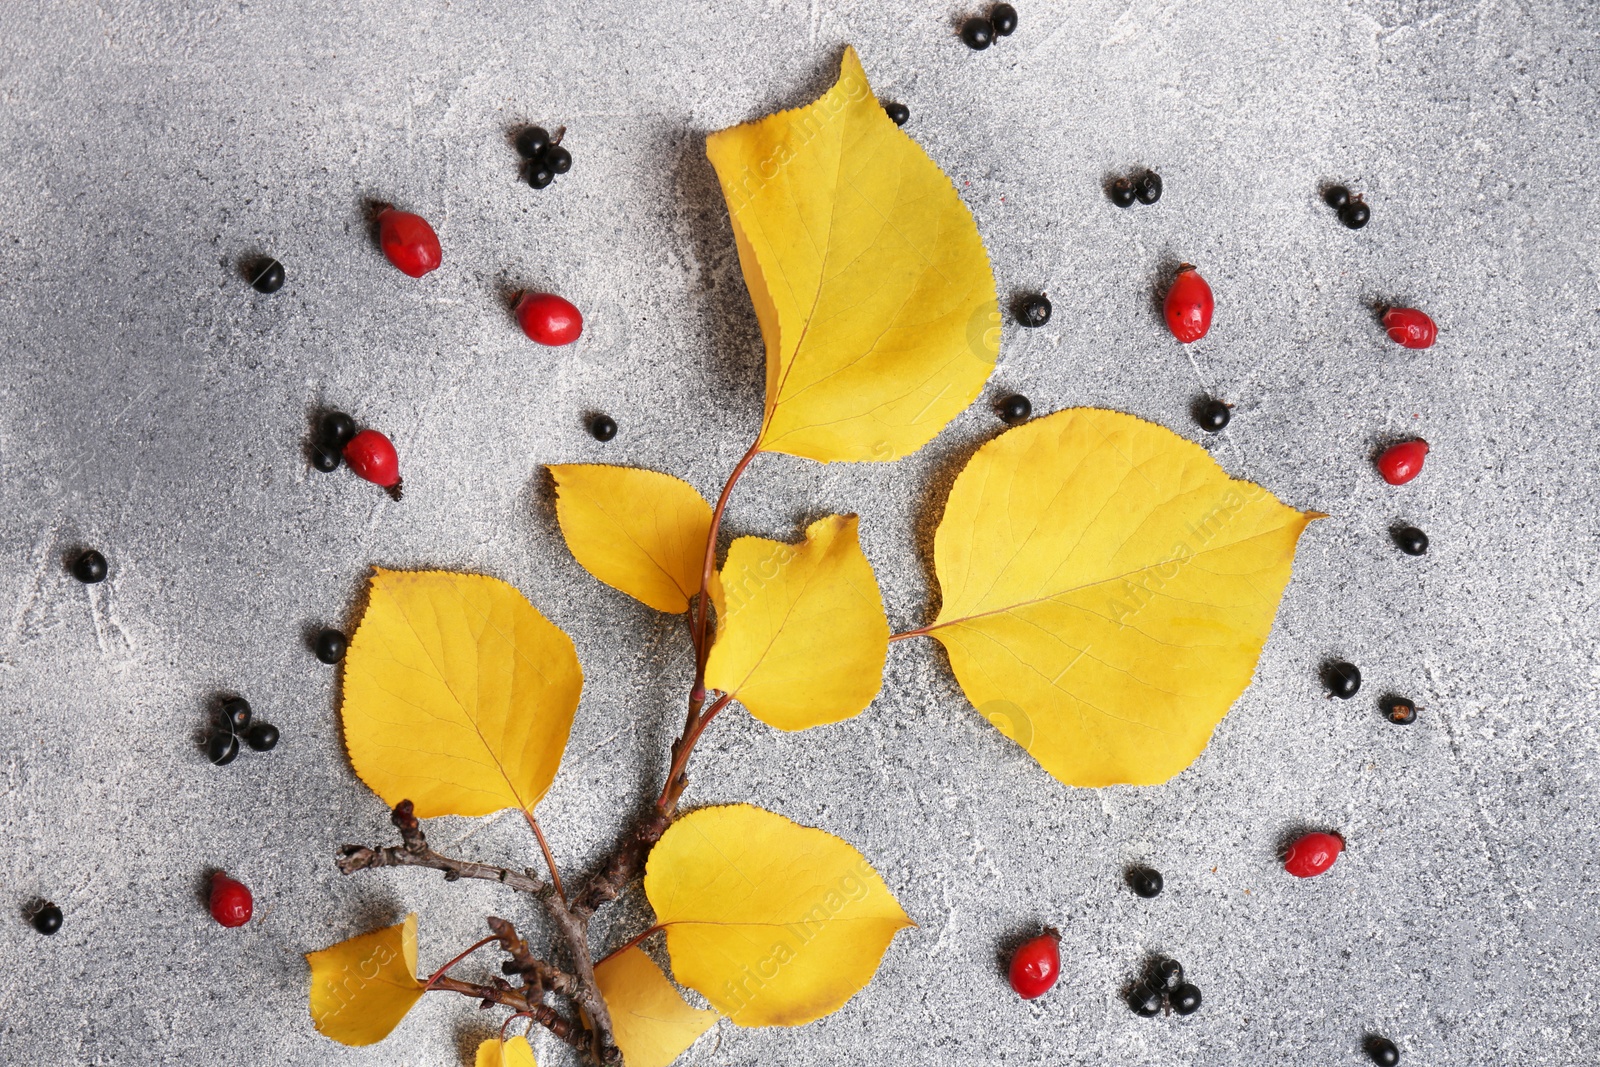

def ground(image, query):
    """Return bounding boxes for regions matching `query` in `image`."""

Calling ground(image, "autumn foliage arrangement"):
[309,48,1318,1065]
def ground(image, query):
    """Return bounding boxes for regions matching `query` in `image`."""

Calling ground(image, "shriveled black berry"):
[1135,171,1163,205]
[1197,398,1231,432]
[1154,958,1184,989]
[1341,200,1371,229]
[249,257,285,294]
[1129,867,1164,898]
[590,414,618,442]
[207,730,239,766]
[961,16,994,49]
[1016,294,1052,328]
[990,3,1018,35]
[1109,178,1137,208]
[72,550,108,584]
[544,145,572,175]
[1382,696,1417,726]
[997,394,1031,425]
[1127,981,1163,1017]
[1394,526,1428,556]
[1323,660,1361,699]
[219,697,252,733]
[314,628,348,664]
[515,126,551,159]
[1366,1035,1400,1066]
[322,411,357,448]
[1324,185,1350,210]
[1170,982,1202,1015]
[884,102,910,126]
[32,903,63,935]
[527,163,556,189]
[246,722,280,751]
[311,441,341,473]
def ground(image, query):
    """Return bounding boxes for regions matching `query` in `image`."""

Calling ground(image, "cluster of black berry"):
[1109,170,1163,208]
[961,4,1018,49]
[1323,661,1418,726]
[516,126,572,189]
[1127,957,1201,1017]
[207,696,279,765]
[1324,185,1370,229]
[310,410,357,473]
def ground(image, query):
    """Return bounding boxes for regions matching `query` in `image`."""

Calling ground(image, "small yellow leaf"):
[475,1036,538,1067]
[926,408,1321,787]
[705,515,888,730]
[595,946,719,1067]
[706,46,999,463]
[549,465,712,614]
[341,568,582,818]
[645,804,912,1027]
[306,913,424,1046]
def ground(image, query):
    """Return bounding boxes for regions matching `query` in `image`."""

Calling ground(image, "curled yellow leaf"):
[706,514,888,730]
[549,464,712,614]
[595,946,719,1067]
[925,408,1321,787]
[706,46,999,463]
[306,913,424,1047]
[645,804,912,1027]
[341,568,582,818]
[475,1036,538,1067]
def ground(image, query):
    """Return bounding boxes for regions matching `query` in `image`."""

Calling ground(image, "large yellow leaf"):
[475,1036,538,1067]
[645,804,912,1027]
[595,946,719,1067]
[341,568,582,818]
[549,465,712,614]
[926,408,1321,787]
[706,46,999,463]
[306,913,424,1046]
[705,515,888,730]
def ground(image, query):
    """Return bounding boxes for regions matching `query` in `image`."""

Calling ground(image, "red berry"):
[1383,306,1436,349]
[516,292,584,346]
[1163,265,1213,343]
[343,429,402,499]
[1284,831,1344,878]
[376,208,442,278]
[1377,439,1429,485]
[1008,929,1062,1000]
[209,871,253,927]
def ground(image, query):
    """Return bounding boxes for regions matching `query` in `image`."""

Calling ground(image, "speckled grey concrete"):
[2,1,1597,1064]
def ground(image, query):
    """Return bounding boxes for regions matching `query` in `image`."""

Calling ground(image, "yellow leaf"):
[341,568,582,818]
[549,465,712,614]
[595,946,719,1067]
[706,46,999,463]
[645,804,912,1027]
[306,913,424,1046]
[474,1036,538,1067]
[705,515,888,730]
[925,408,1321,787]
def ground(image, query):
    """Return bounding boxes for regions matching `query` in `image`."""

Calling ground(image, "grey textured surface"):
[2,1,1598,1064]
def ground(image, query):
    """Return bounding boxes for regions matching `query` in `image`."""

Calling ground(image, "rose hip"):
[1383,307,1436,349]
[1283,831,1344,878]
[1377,440,1429,485]
[1164,266,1213,343]
[376,208,442,278]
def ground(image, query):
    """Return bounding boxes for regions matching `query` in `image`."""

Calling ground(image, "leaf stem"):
[888,624,937,643]
[593,923,664,968]
[424,935,500,989]
[523,810,567,902]
[689,439,763,684]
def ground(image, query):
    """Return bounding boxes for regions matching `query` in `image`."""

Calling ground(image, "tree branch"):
[336,800,547,894]
[539,885,621,1063]
[570,809,672,919]
[429,976,590,1055]
[488,916,578,997]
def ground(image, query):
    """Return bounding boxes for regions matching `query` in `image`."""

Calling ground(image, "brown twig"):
[570,809,673,919]
[487,916,579,997]
[538,883,621,1063]
[336,801,547,894]
[429,976,591,1054]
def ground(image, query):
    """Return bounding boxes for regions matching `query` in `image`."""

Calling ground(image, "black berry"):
[1016,294,1052,328]
[1135,171,1163,205]
[1340,199,1371,229]
[246,722,280,752]
[1170,982,1202,1015]
[527,163,556,189]
[884,102,910,126]
[1197,398,1231,432]
[1382,696,1417,726]
[1127,981,1163,1017]
[207,730,240,766]
[961,16,994,49]
[1366,1036,1400,1066]
[1109,178,1137,208]
[515,126,550,159]
[544,145,572,175]
[1324,185,1350,210]
[997,394,1031,425]
[1394,526,1428,556]
[990,3,1018,35]
[1129,867,1164,898]
[249,257,285,294]
[32,902,63,935]
[71,550,108,584]
[590,414,618,442]
[1154,958,1184,989]
[1323,660,1361,699]
[311,441,341,473]
[314,628,348,664]
[219,697,252,733]
[322,411,357,448]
